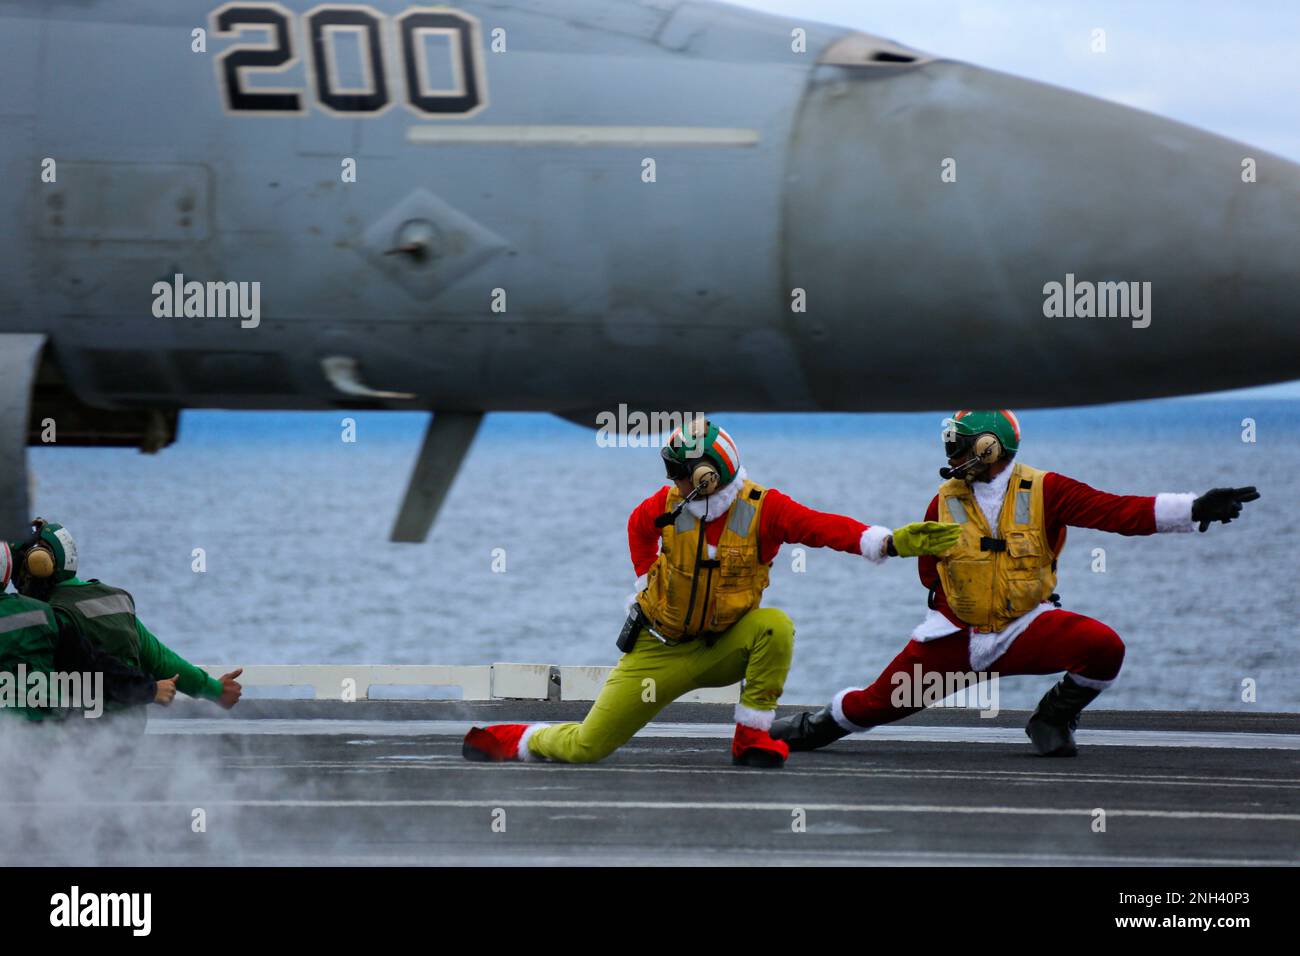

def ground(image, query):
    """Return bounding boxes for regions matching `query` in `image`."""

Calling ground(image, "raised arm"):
[1046,472,1193,536]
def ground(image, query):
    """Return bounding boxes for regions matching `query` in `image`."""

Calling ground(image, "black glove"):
[1191,486,1259,532]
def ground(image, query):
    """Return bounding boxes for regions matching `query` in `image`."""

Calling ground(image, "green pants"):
[526,607,795,763]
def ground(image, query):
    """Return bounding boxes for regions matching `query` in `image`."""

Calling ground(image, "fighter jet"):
[2,0,1297,541]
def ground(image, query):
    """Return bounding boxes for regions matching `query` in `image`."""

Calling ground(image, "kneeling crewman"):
[10,519,242,712]
[1,543,176,721]
[772,409,1259,757]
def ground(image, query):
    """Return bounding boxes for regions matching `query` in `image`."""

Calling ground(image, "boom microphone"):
[653,480,710,528]
[940,454,981,480]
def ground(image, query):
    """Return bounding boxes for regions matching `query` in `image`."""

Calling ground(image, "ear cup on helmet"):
[973,434,1002,465]
[26,546,55,578]
[692,462,720,494]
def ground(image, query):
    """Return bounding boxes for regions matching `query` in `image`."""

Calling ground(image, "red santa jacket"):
[919,470,1159,628]
[628,485,872,576]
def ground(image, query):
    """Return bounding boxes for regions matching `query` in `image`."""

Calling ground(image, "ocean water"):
[25,399,1300,712]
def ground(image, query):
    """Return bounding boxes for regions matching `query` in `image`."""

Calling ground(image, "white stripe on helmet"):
[1000,409,1022,440]
[714,427,739,472]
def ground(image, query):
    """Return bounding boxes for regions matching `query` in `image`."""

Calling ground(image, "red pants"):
[839,610,1125,730]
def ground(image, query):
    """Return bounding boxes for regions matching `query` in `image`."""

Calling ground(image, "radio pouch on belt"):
[616,607,641,653]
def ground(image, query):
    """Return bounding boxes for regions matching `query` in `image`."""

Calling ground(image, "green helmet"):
[12,518,79,587]
[660,418,742,488]
[942,409,1021,458]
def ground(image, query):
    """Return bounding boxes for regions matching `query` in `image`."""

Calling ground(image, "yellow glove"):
[891,521,962,558]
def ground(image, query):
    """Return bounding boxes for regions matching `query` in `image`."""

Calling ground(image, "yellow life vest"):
[636,479,771,640]
[935,463,1063,633]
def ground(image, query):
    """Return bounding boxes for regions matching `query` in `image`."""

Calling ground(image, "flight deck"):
[7,699,1295,867]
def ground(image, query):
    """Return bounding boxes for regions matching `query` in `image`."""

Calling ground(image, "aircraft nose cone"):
[784,54,1300,406]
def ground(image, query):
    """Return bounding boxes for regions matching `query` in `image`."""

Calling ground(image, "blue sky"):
[732,0,1300,398]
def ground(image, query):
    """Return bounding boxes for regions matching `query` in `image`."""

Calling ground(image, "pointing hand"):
[1191,487,1260,532]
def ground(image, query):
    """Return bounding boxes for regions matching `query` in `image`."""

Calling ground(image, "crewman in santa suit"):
[771,409,1259,757]
[463,418,960,767]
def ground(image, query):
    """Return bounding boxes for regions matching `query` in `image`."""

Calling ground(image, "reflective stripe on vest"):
[49,581,142,666]
[1014,488,1032,525]
[73,593,135,619]
[726,496,757,537]
[0,610,50,634]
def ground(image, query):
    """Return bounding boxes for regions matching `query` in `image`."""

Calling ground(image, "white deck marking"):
[182,759,1299,791]
[10,797,1299,822]
[147,718,1300,750]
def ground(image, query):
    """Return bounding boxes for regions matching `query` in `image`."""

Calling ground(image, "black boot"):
[1025,676,1102,757]
[769,706,850,752]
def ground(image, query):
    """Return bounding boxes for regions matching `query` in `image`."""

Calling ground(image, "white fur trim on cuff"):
[734,703,775,731]
[517,723,550,762]
[859,525,892,565]
[830,687,871,733]
[1154,492,1197,533]
[623,575,649,614]
[1065,673,1115,691]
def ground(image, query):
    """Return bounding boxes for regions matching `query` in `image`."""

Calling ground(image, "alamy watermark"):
[152,272,261,328]
[1042,273,1151,329]
[890,665,1000,717]
[595,405,707,449]
[0,665,104,718]
[50,886,151,936]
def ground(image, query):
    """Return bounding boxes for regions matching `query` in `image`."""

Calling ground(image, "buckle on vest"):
[980,536,1006,552]
[633,606,695,647]
[651,627,696,647]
